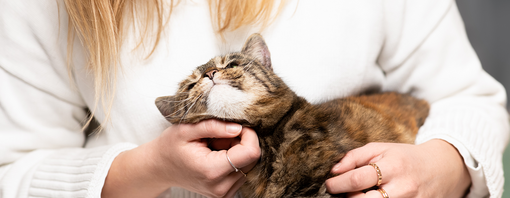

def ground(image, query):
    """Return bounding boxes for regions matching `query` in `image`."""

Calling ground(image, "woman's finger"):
[332,143,388,174]
[222,127,261,170]
[198,127,259,178]
[224,175,247,198]
[240,160,258,175]
[209,137,241,150]
[348,189,390,198]
[326,164,384,194]
[199,169,245,198]
[238,127,260,149]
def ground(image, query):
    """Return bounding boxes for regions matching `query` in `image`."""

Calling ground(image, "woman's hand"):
[325,139,471,198]
[102,119,261,198]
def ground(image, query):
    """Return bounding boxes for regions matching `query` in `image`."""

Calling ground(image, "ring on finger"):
[226,151,247,177]
[377,188,389,198]
[369,163,383,186]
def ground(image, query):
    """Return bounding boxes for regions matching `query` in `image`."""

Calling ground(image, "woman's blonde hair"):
[63,0,284,130]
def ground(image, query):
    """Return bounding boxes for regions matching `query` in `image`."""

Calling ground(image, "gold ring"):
[369,163,383,186]
[226,151,246,177]
[377,188,389,198]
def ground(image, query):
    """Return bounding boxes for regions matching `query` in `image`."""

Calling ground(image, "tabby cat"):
[155,33,429,198]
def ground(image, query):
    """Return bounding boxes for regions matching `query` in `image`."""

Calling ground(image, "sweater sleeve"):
[0,0,137,197]
[378,1,509,197]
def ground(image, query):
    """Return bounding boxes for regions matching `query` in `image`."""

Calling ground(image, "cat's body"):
[155,34,429,198]
[244,93,427,198]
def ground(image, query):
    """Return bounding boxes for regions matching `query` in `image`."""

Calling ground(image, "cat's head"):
[155,33,296,129]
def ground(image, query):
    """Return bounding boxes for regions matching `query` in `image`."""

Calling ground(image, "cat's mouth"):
[209,78,229,86]
[206,79,232,94]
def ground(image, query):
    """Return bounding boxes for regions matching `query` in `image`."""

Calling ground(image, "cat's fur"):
[155,33,430,198]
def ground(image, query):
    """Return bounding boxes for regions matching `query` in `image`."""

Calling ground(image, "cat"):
[155,33,429,198]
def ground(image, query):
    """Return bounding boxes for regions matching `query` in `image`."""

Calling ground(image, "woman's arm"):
[380,1,508,196]
[0,1,136,197]
[0,53,137,197]
[327,0,508,197]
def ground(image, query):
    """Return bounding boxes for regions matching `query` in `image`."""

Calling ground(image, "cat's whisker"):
[165,106,188,118]
[178,94,203,124]
[179,93,204,124]
[173,97,195,106]
[165,95,202,118]
[160,98,192,103]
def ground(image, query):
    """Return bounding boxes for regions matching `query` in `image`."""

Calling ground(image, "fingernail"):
[226,123,242,135]
[332,163,342,172]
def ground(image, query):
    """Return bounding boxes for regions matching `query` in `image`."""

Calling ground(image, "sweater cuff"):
[415,132,488,198]
[23,143,136,198]
[415,104,508,198]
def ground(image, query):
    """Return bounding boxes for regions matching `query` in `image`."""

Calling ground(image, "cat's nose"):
[205,69,218,80]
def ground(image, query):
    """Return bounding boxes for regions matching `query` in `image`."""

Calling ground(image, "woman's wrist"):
[418,139,471,197]
[102,140,172,198]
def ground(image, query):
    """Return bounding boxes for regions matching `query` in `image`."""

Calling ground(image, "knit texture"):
[1,143,137,198]
[416,100,509,198]
[170,187,243,198]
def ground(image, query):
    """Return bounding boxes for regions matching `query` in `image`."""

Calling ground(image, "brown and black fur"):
[155,33,429,198]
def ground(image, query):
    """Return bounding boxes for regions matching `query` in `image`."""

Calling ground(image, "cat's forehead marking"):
[214,56,228,68]
[193,53,249,76]
[226,53,242,60]
[210,53,246,69]
[213,56,228,68]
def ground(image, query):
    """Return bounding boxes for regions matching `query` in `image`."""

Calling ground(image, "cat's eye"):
[187,83,196,90]
[226,62,239,69]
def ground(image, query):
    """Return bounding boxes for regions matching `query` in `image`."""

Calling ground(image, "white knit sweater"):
[0,0,508,197]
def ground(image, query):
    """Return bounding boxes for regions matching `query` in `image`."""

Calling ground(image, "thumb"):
[179,119,242,141]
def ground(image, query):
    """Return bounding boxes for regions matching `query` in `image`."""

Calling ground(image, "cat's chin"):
[206,84,254,120]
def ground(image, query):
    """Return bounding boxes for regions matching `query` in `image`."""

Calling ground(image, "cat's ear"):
[241,33,272,70]
[155,95,176,118]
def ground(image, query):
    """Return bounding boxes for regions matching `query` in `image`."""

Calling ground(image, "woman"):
[0,0,507,197]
